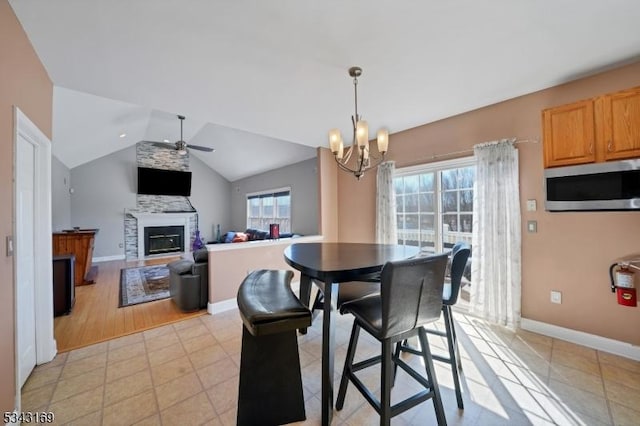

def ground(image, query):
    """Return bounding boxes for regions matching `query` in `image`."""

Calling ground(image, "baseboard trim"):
[520,317,640,361]
[207,298,238,315]
[93,254,126,263]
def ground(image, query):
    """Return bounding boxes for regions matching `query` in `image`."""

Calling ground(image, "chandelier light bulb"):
[356,121,368,148]
[377,129,389,154]
[329,129,342,153]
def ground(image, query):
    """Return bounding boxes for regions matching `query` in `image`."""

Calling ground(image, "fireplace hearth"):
[144,226,185,256]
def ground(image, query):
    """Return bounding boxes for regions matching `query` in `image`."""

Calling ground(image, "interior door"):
[16,133,37,388]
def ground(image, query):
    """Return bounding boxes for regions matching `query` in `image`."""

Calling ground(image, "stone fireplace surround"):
[130,211,196,259]
[124,142,198,259]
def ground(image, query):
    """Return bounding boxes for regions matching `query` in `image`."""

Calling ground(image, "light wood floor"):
[54,256,206,352]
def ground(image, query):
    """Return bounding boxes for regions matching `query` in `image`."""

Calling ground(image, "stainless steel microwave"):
[544,159,640,211]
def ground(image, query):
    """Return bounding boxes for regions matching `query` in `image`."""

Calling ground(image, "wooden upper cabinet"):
[542,100,596,168]
[600,86,640,161]
[542,86,640,168]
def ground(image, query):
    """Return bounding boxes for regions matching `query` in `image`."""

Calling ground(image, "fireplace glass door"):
[144,226,185,256]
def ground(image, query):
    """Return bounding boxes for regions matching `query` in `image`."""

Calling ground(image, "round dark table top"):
[284,242,419,282]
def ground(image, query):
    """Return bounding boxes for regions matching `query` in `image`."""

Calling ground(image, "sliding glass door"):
[394,157,475,309]
[394,157,475,255]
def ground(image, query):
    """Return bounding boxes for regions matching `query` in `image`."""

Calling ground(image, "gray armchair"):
[167,248,209,312]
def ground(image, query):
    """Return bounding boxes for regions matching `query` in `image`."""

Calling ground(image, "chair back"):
[445,242,471,306]
[379,253,448,339]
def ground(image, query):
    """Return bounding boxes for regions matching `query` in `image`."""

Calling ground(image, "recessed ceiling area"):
[10,1,640,180]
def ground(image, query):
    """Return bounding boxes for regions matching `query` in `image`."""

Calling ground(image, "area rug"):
[119,264,171,307]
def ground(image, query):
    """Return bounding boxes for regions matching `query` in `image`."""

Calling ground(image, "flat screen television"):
[137,167,192,196]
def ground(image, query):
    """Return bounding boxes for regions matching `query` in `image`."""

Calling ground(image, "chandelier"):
[328,66,389,180]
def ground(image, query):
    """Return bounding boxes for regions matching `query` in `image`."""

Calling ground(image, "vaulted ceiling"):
[9,1,640,181]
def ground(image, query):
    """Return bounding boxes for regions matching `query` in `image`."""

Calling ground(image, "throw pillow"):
[232,232,248,243]
[245,229,257,241]
[224,231,236,243]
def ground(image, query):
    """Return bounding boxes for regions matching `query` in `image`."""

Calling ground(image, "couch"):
[217,228,298,244]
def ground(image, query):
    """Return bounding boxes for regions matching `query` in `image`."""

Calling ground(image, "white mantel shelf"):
[129,211,196,221]
[128,211,196,259]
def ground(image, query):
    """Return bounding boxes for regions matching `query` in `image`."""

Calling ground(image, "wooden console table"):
[53,229,99,286]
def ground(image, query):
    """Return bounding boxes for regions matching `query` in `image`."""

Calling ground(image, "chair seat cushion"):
[314,280,380,307]
[339,294,383,339]
[167,259,193,275]
[237,270,311,336]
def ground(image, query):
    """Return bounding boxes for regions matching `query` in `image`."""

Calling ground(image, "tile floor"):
[22,308,640,425]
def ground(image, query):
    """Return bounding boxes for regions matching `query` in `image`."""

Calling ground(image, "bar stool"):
[236,269,311,426]
[336,254,449,426]
[396,242,471,409]
[310,277,380,316]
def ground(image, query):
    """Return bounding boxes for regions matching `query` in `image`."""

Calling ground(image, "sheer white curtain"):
[376,161,397,244]
[470,140,521,328]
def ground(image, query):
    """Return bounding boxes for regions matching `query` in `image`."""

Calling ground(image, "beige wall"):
[317,148,339,242]
[207,239,309,303]
[337,61,640,345]
[0,0,53,411]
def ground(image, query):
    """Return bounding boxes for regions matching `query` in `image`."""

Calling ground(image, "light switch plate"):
[550,290,562,304]
[526,199,537,211]
[527,220,537,233]
[6,236,13,256]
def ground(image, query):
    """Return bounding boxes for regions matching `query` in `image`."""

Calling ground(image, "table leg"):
[298,274,312,334]
[321,281,339,426]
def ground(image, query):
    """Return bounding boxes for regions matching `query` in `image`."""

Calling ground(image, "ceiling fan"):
[143,115,214,155]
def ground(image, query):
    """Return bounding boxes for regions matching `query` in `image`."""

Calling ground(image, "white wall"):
[229,157,318,235]
[70,146,137,258]
[51,154,71,231]
[186,155,231,243]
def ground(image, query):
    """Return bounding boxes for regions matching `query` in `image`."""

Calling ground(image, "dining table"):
[283,242,420,425]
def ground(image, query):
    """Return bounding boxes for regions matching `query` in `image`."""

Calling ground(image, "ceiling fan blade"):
[188,144,215,152]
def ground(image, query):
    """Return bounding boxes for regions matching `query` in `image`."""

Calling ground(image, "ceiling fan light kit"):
[143,115,214,154]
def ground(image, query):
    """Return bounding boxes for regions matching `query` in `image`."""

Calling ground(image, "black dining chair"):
[336,253,449,426]
[395,241,471,409]
[308,276,381,320]
[299,278,381,336]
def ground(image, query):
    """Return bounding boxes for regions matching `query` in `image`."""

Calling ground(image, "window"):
[246,188,291,232]
[395,157,475,254]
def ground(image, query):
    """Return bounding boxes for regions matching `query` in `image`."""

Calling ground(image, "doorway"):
[14,108,56,399]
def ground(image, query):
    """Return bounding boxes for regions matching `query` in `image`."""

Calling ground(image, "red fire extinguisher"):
[609,262,638,307]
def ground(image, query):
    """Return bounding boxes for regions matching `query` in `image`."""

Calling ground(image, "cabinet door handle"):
[608,140,612,152]
[589,142,594,154]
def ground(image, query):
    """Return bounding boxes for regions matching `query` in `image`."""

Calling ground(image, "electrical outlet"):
[527,220,537,233]
[550,290,562,304]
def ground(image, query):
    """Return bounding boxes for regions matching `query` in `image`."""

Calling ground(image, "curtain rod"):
[419,137,539,161]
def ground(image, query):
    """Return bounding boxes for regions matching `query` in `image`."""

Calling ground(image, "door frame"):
[13,107,56,408]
